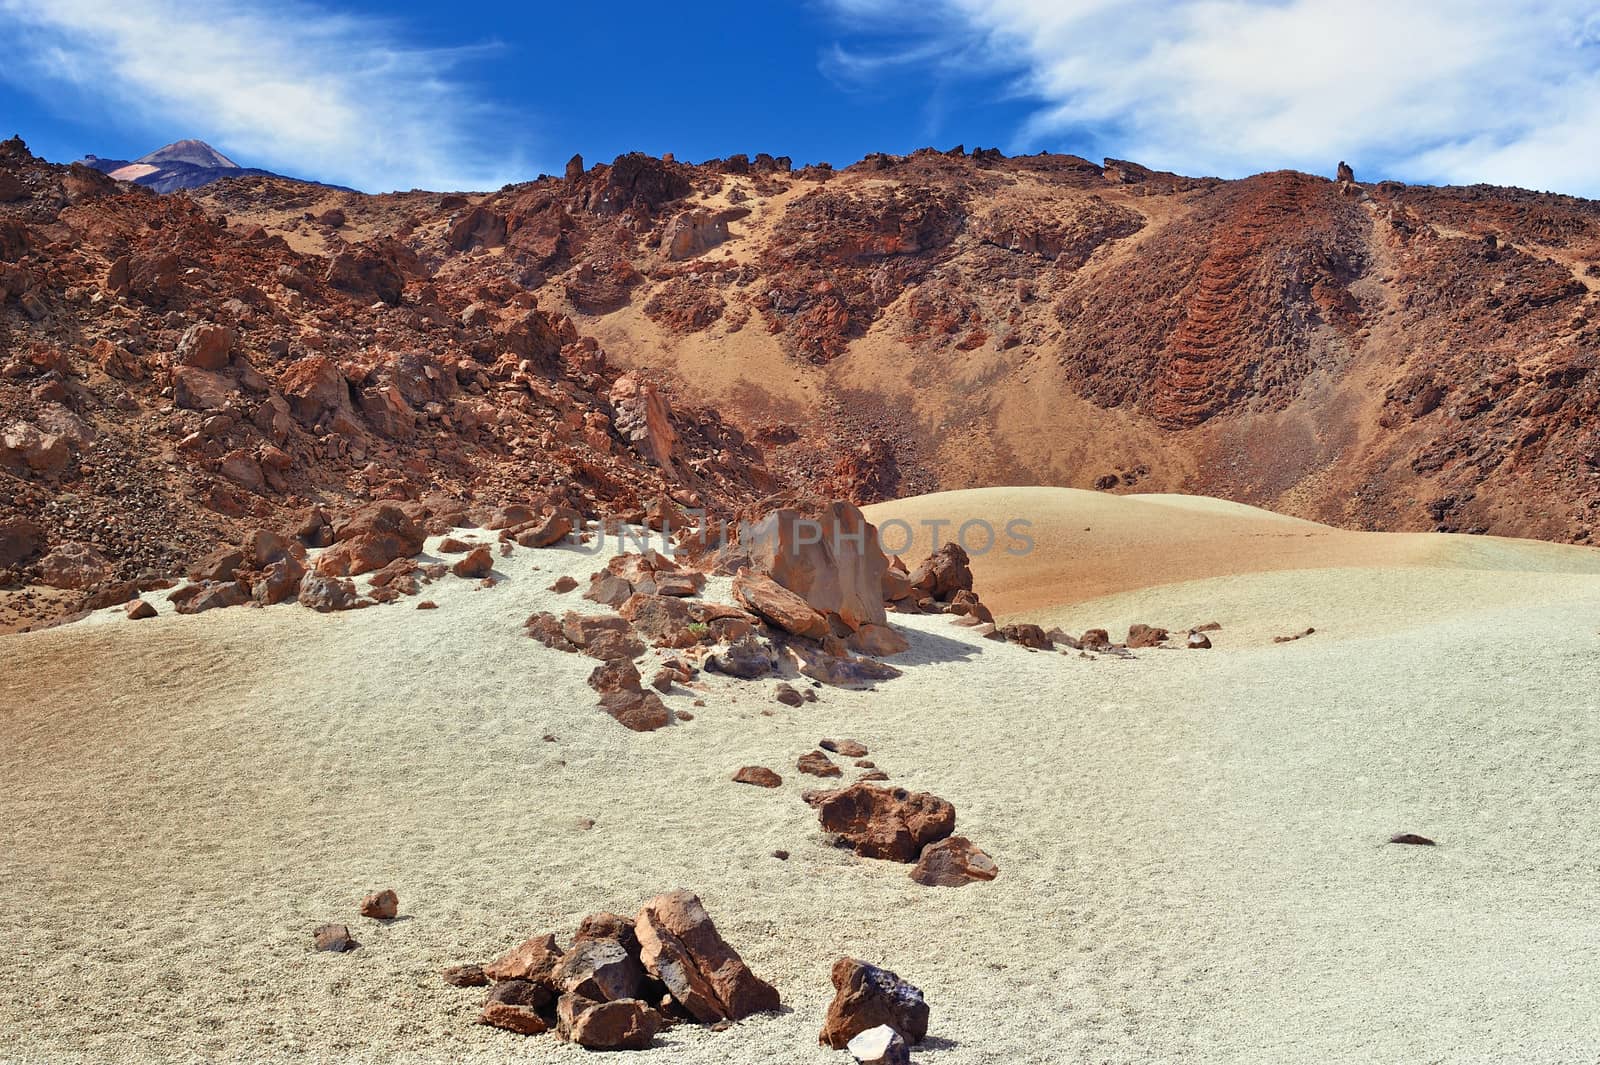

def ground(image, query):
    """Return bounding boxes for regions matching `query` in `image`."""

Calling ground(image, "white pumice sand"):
[4,490,1600,1063]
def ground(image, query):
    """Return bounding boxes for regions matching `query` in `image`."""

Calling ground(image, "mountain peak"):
[136,139,239,170]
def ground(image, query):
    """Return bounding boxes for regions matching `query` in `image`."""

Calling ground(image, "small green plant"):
[686,621,710,639]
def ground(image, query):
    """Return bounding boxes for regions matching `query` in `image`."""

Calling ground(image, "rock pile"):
[810,781,999,887]
[461,890,779,1051]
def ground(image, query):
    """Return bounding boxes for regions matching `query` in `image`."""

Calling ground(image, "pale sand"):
[4,497,1600,1063]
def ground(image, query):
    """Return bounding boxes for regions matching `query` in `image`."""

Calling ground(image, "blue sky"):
[2,0,1599,196]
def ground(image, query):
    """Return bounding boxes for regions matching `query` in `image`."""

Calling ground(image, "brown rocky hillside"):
[4,136,1599,603]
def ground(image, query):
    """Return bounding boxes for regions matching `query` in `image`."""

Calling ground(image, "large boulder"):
[819,958,929,1049]
[0,517,45,568]
[175,323,233,370]
[634,890,780,1024]
[733,572,828,639]
[1,420,69,477]
[36,541,112,589]
[744,502,889,632]
[316,503,426,577]
[816,783,955,862]
[660,209,730,260]
[908,542,972,602]
[609,375,678,471]
[280,355,351,427]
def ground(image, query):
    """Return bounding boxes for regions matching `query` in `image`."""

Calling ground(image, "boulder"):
[634,890,780,1023]
[743,502,889,631]
[909,837,999,887]
[999,623,1051,649]
[774,682,804,706]
[297,574,361,612]
[816,783,956,862]
[126,599,158,620]
[574,913,640,954]
[733,766,782,788]
[908,542,972,602]
[317,503,426,577]
[37,541,112,589]
[733,572,828,639]
[798,649,902,688]
[175,323,233,370]
[798,750,842,778]
[820,738,868,757]
[567,997,661,1051]
[819,958,929,1049]
[618,593,697,648]
[0,516,45,568]
[1,420,70,478]
[484,933,564,984]
[847,1024,911,1065]
[312,924,359,952]
[609,375,678,470]
[514,511,574,548]
[451,545,494,578]
[598,689,672,731]
[359,889,398,919]
[175,580,249,615]
[552,938,645,1002]
[550,575,578,593]
[661,209,731,260]
[588,657,642,695]
[704,634,777,679]
[252,554,307,605]
[1127,623,1168,648]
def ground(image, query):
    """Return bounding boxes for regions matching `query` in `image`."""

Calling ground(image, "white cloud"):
[824,0,1600,196]
[0,0,534,192]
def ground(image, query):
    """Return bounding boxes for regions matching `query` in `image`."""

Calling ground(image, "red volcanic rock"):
[743,502,889,632]
[316,503,426,577]
[252,554,306,605]
[816,783,955,862]
[479,1000,548,1036]
[820,738,868,758]
[436,536,470,554]
[846,622,909,656]
[1187,630,1213,649]
[618,593,697,648]
[312,924,359,953]
[565,997,661,1050]
[359,889,398,919]
[324,237,411,305]
[733,766,782,788]
[442,963,489,987]
[634,890,780,1024]
[451,545,494,578]
[36,541,112,590]
[125,599,158,620]
[598,689,671,732]
[513,512,574,548]
[609,375,678,471]
[733,572,828,639]
[798,750,841,778]
[1,421,69,478]
[818,957,929,1049]
[484,933,564,984]
[0,516,45,568]
[909,837,999,887]
[279,355,351,427]
[550,575,579,593]
[552,937,644,1002]
[587,657,642,695]
[175,580,249,614]
[175,323,233,370]
[999,623,1051,650]
[1126,623,1168,648]
[908,542,972,602]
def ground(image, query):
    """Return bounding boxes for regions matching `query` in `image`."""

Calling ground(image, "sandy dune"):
[4,495,1600,1063]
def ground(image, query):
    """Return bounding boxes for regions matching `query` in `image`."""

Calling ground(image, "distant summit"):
[80,138,339,194]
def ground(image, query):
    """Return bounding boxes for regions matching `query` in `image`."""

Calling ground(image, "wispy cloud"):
[0,0,535,192]
[822,0,1600,196]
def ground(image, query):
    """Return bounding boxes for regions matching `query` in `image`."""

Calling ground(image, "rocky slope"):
[3,135,1599,608]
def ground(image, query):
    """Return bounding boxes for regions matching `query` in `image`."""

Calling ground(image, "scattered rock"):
[442,963,489,987]
[125,599,157,620]
[817,783,955,862]
[819,957,929,1049]
[312,924,359,952]
[598,688,672,731]
[550,575,579,593]
[774,682,804,707]
[821,738,868,758]
[909,836,999,887]
[479,1000,549,1036]
[1274,627,1316,643]
[1187,630,1212,649]
[451,545,494,578]
[1126,623,1168,648]
[359,889,398,919]
[1389,833,1437,846]
[734,766,783,788]
[798,750,842,778]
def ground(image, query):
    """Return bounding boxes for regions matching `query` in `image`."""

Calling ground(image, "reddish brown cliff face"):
[3,134,1599,591]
